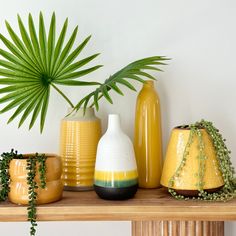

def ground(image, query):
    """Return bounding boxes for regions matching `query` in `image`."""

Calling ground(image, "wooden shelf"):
[1,188,236,222]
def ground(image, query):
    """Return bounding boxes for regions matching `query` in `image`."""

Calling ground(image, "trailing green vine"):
[27,153,47,236]
[37,153,47,189]
[168,120,236,201]
[0,149,20,200]
[27,156,38,236]
[0,150,47,236]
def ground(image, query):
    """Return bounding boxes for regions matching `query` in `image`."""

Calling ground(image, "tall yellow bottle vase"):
[160,127,224,194]
[60,108,101,191]
[134,80,162,188]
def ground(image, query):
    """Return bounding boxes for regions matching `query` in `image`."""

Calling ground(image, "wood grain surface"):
[0,188,235,222]
[131,221,224,236]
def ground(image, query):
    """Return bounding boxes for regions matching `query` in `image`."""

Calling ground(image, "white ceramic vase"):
[94,114,138,200]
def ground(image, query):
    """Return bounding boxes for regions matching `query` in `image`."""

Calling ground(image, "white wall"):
[0,0,235,235]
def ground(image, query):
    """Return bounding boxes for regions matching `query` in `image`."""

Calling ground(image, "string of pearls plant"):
[168,120,236,201]
[27,153,46,236]
[0,150,46,236]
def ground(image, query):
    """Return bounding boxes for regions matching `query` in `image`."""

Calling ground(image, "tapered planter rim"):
[174,125,205,130]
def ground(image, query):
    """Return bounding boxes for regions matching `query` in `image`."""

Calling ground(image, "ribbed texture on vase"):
[60,116,101,191]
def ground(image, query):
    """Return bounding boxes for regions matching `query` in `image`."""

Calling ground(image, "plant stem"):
[89,93,103,108]
[51,84,74,108]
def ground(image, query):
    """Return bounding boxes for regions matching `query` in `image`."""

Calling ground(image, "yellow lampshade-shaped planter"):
[161,120,236,200]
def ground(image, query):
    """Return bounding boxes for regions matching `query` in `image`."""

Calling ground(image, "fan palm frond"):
[0,12,101,132]
[74,56,169,112]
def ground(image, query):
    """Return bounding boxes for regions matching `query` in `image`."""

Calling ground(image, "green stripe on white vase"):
[94,178,138,188]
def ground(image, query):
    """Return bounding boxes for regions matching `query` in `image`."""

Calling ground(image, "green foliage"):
[0,12,169,132]
[168,120,236,201]
[27,156,38,236]
[0,149,20,200]
[75,56,168,113]
[0,150,47,236]
[0,12,102,132]
[26,153,46,236]
[38,154,46,188]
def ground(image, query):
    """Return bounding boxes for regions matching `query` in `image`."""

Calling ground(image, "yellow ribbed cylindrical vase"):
[60,108,101,191]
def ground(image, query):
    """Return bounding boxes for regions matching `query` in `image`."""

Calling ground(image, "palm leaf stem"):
[51,83,74,108]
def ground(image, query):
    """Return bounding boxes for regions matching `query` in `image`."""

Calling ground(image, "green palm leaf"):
[56,65,103,81]
[17,15,35,58]
[5,20,42,73]
[0,13,101,132]
[0,34,40,75]
[51,26,78,77]
[7,86,42,123]
[0,85,40,104]
[47,12,56,75]
[57,53,100,76]
[29,88,47,130]
[74,56,169,111]
[28,13,45,73]
[40,88,50,132]
[0,49,39,76]
[1,86,41,114]
[0,12,169,132]
[51,18,68,75]
[39,12,48,72]
[54,35,92,77]
[18,88,45,128]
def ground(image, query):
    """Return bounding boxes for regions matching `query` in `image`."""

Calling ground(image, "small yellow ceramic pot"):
[8,154,63,205]
[161,127,224,192]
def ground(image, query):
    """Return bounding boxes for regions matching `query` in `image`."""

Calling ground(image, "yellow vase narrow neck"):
[143,80,154,89]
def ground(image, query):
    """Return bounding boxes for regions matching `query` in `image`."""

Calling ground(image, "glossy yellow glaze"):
[134,81,162,188]
[60,108,101,190]
[8,154,63,205]
[95,170,138,181]
[161,128,224,190]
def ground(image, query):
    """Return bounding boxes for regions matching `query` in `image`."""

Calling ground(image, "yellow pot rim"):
[20,153,59,159]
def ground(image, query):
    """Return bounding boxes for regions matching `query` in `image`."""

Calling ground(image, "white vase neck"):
[107,114,122,132]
